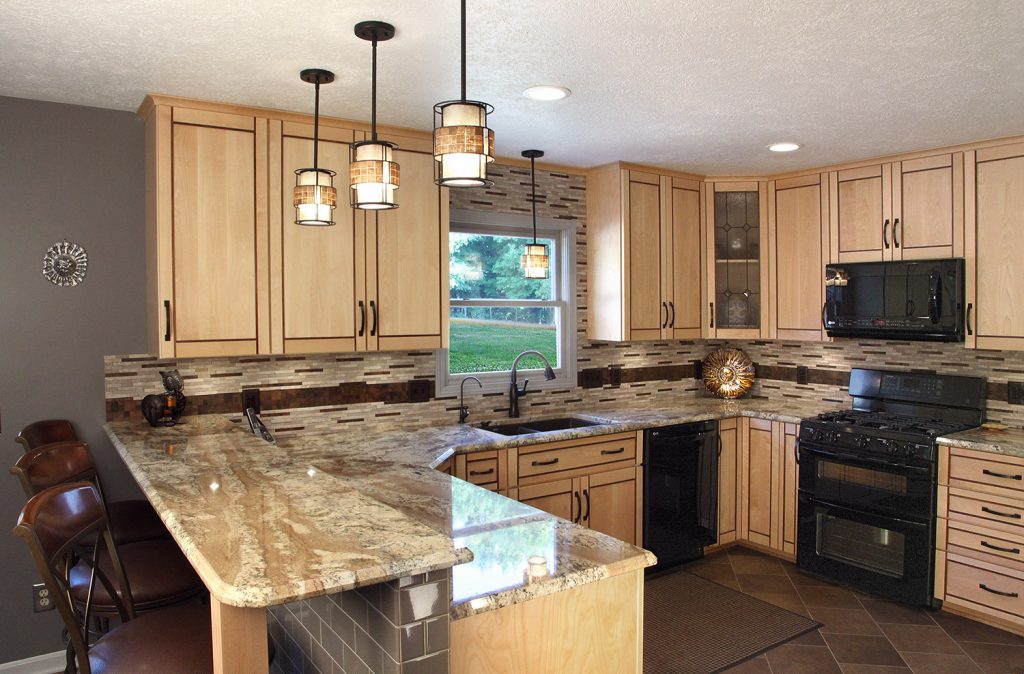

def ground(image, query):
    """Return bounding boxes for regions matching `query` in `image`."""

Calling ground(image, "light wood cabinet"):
[965,141,1024,351]
[830,164,889,263]
[768,175,830,341]
[517,477,577,522]
[715,418,740,548]
[738,418,798,559]
[586,164,703,341]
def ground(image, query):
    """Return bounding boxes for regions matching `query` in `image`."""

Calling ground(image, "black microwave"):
[823,259,965,341]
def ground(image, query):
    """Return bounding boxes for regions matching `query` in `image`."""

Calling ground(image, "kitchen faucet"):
[459,376,483,423]
[245,407,275,444]
[509,350,556,418]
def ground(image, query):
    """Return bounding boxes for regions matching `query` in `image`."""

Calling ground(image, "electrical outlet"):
[241,388,261,414]
[33,583,54,612]
[1009,381,1024,406]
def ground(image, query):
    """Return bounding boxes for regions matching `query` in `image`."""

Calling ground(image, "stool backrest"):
[16,419,78,453]
[11,441,99,499]
[14,482,134,674]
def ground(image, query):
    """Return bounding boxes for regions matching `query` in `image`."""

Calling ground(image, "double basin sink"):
[476,416,606,437]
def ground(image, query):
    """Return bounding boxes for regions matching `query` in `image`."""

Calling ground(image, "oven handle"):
[803,494,930,529]
[800,445,932,474]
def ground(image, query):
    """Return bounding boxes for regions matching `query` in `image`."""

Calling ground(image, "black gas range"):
[796,368,986,607]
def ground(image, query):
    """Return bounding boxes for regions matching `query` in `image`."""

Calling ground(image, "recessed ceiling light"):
[523,85,571,101]
[768,142,800,152]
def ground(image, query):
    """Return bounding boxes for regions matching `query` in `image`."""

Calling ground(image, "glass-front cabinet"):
[704,181,770,338]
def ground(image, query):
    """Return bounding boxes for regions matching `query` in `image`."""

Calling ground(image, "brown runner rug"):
[644,571,821,673]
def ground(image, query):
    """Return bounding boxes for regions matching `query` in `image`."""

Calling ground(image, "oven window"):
[816,512,906,578]
[818,460,908,496]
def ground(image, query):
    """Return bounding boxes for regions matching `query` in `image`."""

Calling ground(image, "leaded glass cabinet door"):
[704,182,770,338]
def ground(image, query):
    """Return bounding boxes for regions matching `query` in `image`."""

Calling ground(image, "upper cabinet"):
[829,153,964,263]
[704,181,770,339]
[586,165,703,342]
[965,141,1024,351]
[143,98,447,358]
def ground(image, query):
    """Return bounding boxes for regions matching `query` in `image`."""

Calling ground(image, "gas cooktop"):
[812,410,974,439]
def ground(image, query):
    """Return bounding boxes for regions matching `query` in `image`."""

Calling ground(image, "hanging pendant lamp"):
[351,21,400,210]
[294,69,338,226]
[521,149,550,279]
[433,0,494,187]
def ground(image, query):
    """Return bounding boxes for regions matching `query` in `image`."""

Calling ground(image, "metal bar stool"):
[14,481,213,673]
[11,441,206,619]
[15,419,167,544]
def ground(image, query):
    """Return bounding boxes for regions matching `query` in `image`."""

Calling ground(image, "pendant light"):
[294,69,338,226]
[521,149,550,279]
[433,0,494,187]
[351,21,400,210]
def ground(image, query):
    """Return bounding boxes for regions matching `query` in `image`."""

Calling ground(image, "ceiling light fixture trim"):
[294,69,338,226]
[768,142,801,152]
[351,20,400,210]
[523,85,571,101]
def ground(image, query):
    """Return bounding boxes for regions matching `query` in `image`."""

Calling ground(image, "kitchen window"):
[437,209,576,396]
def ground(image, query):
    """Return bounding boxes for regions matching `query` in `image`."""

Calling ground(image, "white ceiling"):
[2,0,1022,174]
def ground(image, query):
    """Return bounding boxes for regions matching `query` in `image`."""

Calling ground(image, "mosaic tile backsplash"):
[105,164,1024,433]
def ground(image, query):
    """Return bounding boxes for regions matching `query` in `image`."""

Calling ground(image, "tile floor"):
[684,547,1024,674]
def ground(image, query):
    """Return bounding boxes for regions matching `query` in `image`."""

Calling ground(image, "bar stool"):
[15,419,167,544]
[11,441,205,617]
[14,482,212,673]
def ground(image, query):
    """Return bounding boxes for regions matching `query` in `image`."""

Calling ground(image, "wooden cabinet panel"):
[833,165,888,262]
[517,435,637,482]
[772,178,827,340]
[627,173,663,338]
[781,423,799,555]
[946,557,1024,622]
[517,478,578,523]
[171,122,260,350]
[717,418,739,546]
[893,153,962,260]
[743,419,775,548]
[586,467,638,545]
[667,178,703,338]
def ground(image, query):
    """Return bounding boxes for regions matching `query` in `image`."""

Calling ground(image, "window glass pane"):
[450,231,555,300]
[449,306,558,374]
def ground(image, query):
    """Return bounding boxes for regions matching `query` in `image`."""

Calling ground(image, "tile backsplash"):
[105,164,1024,433]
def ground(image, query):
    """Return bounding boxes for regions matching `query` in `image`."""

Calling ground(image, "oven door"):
[797,494,934,606]
[798,443,934,519]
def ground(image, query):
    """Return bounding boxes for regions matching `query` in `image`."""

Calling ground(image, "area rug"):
[644,570,821,673]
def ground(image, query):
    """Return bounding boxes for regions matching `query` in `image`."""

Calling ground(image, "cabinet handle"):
[163,300,171,342]
[583,488,590,523]
[661,302,668,329]
[883,219,890,249]
[983,468,1022,481]
[709,302,715,329]
[358,300,366,337]
[794,438,800,465]
[982,506,1021,520]
[601,447,625,456]
[893,218,901,248]
[469,467,495,477]
[979,583,1019,599]
[966,303,974,336]
[573,490,582,524]
[669,301,675,328]
[369,300,378,336]
[532,458,559,467]
[980,540,1021,555]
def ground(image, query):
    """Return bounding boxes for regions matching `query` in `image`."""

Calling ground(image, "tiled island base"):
[268,571,451,674]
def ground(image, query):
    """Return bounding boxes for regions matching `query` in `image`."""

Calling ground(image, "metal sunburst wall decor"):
[42,239,88,287]
[703,347,756,399]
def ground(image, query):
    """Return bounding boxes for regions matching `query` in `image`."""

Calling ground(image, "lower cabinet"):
[715,418,740,547]
[739,418,798,559]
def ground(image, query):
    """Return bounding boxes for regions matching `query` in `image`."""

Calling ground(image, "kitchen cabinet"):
[829,153,963,263]
[715,418,740,548]
[768,175,830,341]
[738,418,798,558]
[586,164,703,341]
[965,141,1024,351]
[704,181,770,338]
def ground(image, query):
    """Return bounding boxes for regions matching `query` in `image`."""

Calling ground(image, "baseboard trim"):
[0,650,65,674]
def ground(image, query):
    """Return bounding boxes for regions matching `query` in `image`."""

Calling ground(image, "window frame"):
[437,208,577,398]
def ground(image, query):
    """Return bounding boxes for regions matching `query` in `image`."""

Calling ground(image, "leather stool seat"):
[106,499,169,545]
[71,538,204,611]
[87,603,212,673]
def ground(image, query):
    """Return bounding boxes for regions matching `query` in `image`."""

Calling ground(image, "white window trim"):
[437,208,577,398]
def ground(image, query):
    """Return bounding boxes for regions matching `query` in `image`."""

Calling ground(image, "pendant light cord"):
[313,79,320,171]
[531,154,538,244]
[371,38,378,141]
[460,0,467,101]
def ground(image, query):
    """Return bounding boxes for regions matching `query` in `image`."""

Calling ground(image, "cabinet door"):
[627,171,664,340]
[968,143,1024,351]
[779,423,799,556]
[369,147,447,351]
[517,477,578,523]
[274,122,360,354]
[892,153,963,260]
[717,418,739,546]
[771,176,828,341]
[831,164,891,262]
[171,116,265,357]
[585,467,639,545]
[741,418,776,549]
[665,177,703,338]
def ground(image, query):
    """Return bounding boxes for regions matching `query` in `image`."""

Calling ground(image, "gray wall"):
[0,96,147,662]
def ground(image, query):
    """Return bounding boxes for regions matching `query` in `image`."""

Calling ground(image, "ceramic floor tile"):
[789,628,827,646]
[797,584,863,609]
[879,623,964,655]
[729,553,787,576]
[765,644,843,673]
[839,665,912,674]
[809,607,884,636]
[748,590,812,617]
[720,654,774,673]
[822,633,907,667]
[932,611,1024,646]
[736,572,800,595]
[956,641,1024,674]
[898,651,985,674]
[688,562,738,584]
[859,599,936,626]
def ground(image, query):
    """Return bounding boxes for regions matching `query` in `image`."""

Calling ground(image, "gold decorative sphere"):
[703,348,755,399]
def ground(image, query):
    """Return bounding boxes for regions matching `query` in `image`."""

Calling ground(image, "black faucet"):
[245,407,275,444]
[459,376,482,424]
[509,350,556,418]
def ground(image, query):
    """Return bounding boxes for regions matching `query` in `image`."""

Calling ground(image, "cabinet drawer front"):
[465,458,499,485]
[518,438,636,479]
[947,559,1024,618]
[948,525,1024,567]
[949,493,1024,535]
[950,455,1024,494]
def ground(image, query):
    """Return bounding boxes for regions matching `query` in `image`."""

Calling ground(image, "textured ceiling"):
[2,0,1022,174]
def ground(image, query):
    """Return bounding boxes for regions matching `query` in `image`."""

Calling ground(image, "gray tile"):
[309,639,338,674]
[328,601,355,645]
[377,581,399,623]
[424,616,449,656]
[320,621,347,664]
[366,603,401,660]
[341,589,369,625]
[342,643,372,674]
[399,580,447,625]
[400,621,426,661]
[402,650,451,674]
[307,595,332,622]
[353,623,383,673]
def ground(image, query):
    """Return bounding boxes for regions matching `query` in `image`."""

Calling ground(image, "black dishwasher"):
[643,420,719,573]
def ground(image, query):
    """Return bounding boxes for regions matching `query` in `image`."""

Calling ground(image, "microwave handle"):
[928,271,941,324]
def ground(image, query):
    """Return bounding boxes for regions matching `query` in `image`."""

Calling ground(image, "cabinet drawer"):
[948,524,1024,569]
[465,458,499,486]
[518,437,636,479]
[949,492,1024,536]
[947,559,1024,618]
[950,454,1024,494]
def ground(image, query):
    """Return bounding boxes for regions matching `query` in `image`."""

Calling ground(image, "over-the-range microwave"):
[823,258,965,342]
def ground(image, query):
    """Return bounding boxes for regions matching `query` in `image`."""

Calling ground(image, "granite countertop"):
[936,425,1024,459]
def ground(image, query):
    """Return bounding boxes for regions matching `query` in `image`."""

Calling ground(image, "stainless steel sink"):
[477,416,604,436]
